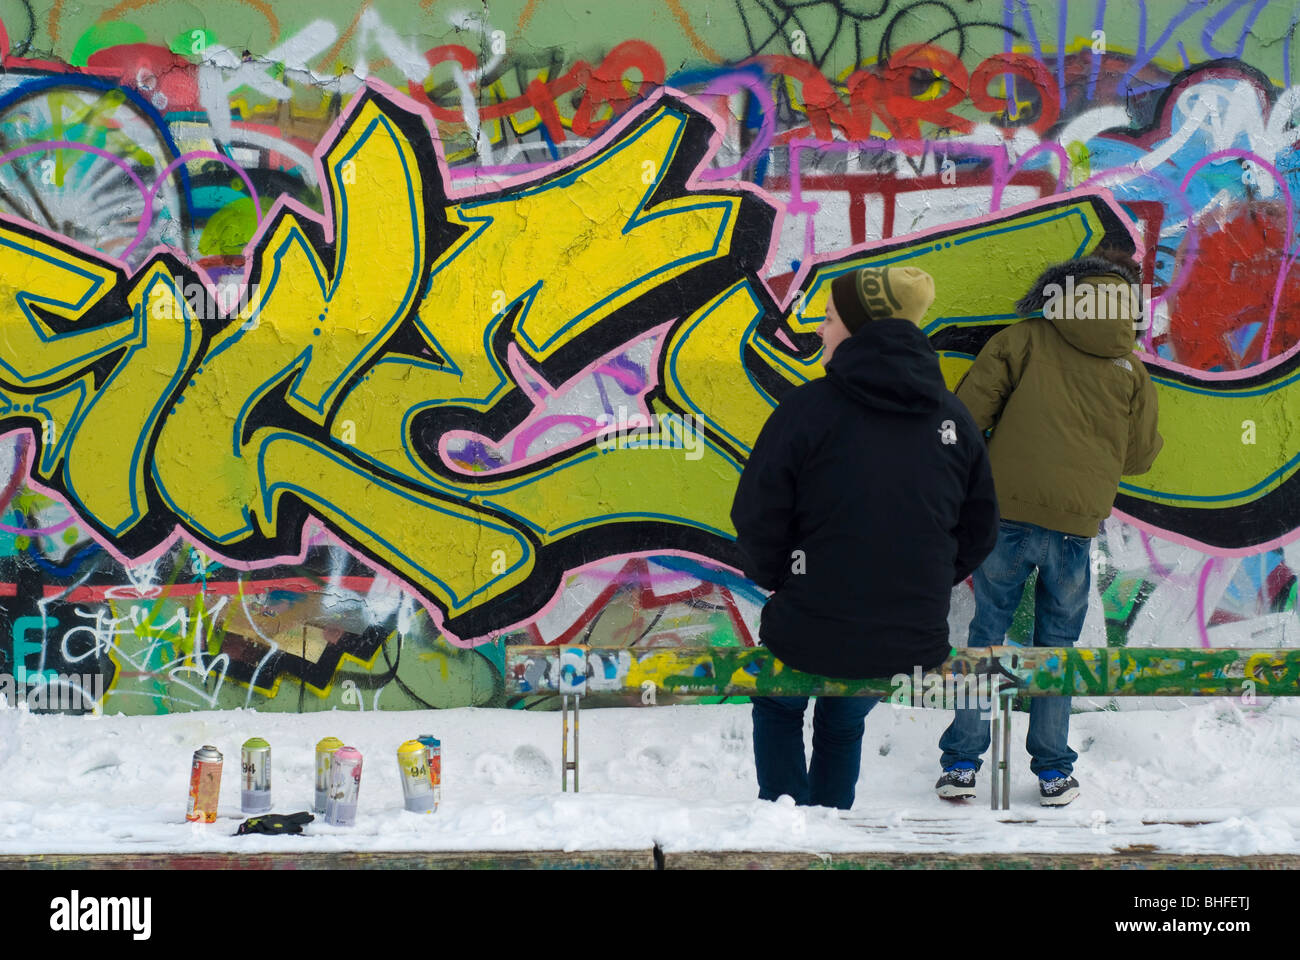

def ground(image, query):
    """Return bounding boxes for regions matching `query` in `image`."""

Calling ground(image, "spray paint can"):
[397,740,435,813]
[417,734,441,811]
[314,737,344,814]
[186,745,223,823]
[325,746,363,826]
[240,738,272,814]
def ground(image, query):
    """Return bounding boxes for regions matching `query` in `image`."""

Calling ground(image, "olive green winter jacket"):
[954,276,1163,538]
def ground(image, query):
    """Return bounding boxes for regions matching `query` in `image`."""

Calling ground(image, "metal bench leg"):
[562,693,581,792]
[999,690,1012,811]
[990,678,1001,810]
[989,678,1013,811]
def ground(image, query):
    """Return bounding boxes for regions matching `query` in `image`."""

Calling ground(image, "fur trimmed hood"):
[1014,254,1143,359]
[1015,255,1141,316]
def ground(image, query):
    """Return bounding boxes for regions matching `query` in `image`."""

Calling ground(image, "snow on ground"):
[1,697,1297,857]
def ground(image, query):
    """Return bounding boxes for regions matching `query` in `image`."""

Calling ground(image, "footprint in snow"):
[637,747,667,768]
[511,745,552,781]
[71,750,123,777]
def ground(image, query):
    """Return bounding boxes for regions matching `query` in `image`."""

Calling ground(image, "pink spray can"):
[324,746,363,826]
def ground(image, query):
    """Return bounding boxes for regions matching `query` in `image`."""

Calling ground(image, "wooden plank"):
[662,851,1300,869]
[0,850,656,871]
[505,645,1300,698]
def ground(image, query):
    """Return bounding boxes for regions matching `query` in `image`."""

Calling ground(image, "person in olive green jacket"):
[935,249,1163,807]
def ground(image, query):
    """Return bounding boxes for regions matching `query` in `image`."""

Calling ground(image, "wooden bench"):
[504,644,1300,808]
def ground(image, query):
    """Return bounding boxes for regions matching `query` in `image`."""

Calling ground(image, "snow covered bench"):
[504,644,1300,807]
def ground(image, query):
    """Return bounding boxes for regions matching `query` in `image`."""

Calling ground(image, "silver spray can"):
[240,737,272,814]
[397,740,435,814]
[314,737,343,814]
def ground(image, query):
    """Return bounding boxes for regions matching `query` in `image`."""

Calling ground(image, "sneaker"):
[1038,770,1080,806]
[935,761,976,799]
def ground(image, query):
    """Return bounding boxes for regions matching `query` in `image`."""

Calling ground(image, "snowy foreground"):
[1,699,1298,857]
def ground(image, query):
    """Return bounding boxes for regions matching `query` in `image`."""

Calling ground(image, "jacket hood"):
[825,317,945,413]
[1015,255,1141,359]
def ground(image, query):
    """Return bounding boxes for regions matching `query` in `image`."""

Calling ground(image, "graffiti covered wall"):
[0,0,1298,713]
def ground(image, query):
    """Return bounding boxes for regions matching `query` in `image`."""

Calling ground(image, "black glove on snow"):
[235,811,315,836]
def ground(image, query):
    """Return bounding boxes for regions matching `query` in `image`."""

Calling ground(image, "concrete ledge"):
[1,850,656,870]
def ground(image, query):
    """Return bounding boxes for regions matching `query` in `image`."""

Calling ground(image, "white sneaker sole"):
[936,784,976,799]
[1039,785,1080,806]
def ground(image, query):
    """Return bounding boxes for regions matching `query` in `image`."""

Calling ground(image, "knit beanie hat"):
[830,266,936,333]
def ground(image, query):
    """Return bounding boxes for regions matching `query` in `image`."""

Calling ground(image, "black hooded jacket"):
[730,318,999,679]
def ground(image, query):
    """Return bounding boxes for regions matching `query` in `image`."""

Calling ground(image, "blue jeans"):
[938,519,1090,777]
[752,695,878,809]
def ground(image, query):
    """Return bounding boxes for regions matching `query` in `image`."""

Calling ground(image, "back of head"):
[825,265,944,413]
[1014,249,1143,359]
[830,265,936,332]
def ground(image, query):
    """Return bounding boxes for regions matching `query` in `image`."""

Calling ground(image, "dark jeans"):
[752,695,878,809]
[939,518,1090,777]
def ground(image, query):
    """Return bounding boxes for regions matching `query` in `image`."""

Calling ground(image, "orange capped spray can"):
[186,745,223,823]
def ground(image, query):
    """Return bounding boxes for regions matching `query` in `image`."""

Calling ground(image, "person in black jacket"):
[730,265,999,809]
